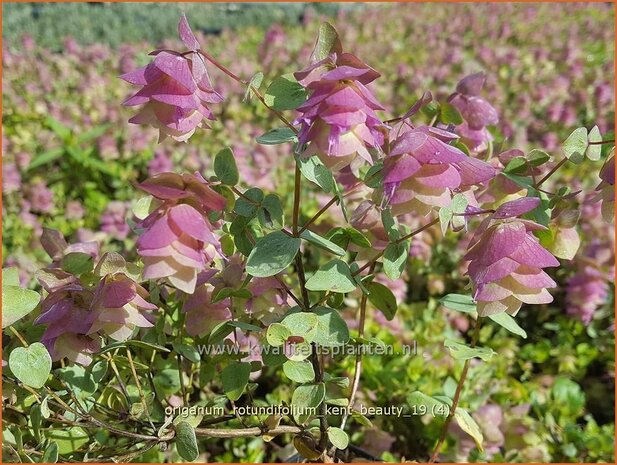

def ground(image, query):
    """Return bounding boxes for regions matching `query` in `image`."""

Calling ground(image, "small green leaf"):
[381,208,400,241]
[258,194,285,230]
[281,312,319,342]
[2,283,40,328]
[256,127,297,145]
[94,252,127,276]
[444,339,495,361]
[562,127,589,161]
[264,74,308,111]
[300,229,345,256]
[283,360,315,383]
[3,268,20,287]
[383,242,409,280]
[213,147,239,185]
[46,427,88,455]
[488,312,527,338]
[61,252,93,276]
[291,383,325,424]
[305,260,357,293]
[234,187,264,217]
[266,323,292,346]
[439,294,477,313]
[454,409,484,451]
[175,421,199,462]
[528,149,551,167]
[451,194,468,214]
[586,125,602,161]
[407,391,450,415]
[441,102,463,125]
[363,162,384,188]
[367,282,397,320]
[9,343,52,389]
[313,307,350,347]
[439,207,453,235]
[310,22,342,63]
[346,228,371,248]
[297,155,336,193]
[172,342,201,364]
[244,72,264,101]
[503,157,528,174]
[221,361,251,401]
[42,441,59,463]
[327,427,349,450]
[246,231,301,278]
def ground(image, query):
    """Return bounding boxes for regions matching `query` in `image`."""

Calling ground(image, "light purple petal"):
[178,14,200,51]
[493,198,541,219]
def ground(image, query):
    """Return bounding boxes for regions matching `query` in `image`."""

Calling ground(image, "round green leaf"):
[175,421,199,462]
[562,127,588,161]
[9,343,52,389]
[256,127,297,145]
[264,74,308,111]
[213,147,239,185]
[291,383,325,424]
[266,323,292,347]
[439,294,477,313]
[283,360,315,383]
[281,312,319,342]
[312,307,349,347]
[246,231,301,277]
[305,260,356,293]
[366,282,397,321]
[327,427,349,450]
[221,361,251,401]
[2,285,40,328]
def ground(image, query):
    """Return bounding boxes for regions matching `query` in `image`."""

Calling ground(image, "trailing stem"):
[429,317,482,463]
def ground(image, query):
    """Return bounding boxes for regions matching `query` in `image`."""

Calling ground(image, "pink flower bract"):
[294,53,386,171]
[464,198,559,316]
[136,172,227,294]
[383,125,495,216]
[121,15,223,142]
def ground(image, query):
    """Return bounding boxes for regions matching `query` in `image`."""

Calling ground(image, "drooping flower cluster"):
[294,53,386,171]
[121,15,223,142]
[88,272,157,341]
[449,73,498,152]
[136,172,227,294]
[464,198,559,316]
[35,240,156,365]
[35,271,100,366]
[383,125,496,216]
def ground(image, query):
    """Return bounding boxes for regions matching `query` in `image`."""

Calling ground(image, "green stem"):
[429,318,482,462]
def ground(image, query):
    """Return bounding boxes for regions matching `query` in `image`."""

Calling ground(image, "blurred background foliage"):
[2,2,359,50]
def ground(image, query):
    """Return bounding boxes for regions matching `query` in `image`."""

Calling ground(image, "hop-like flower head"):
[383,125,495,216]
[88,273,156,341]
[449,73,498,151]
[121,15,223,142]
[34,282,100,366]
[464,198,559,316]
[136,172,227,294]
[294,53,386,171]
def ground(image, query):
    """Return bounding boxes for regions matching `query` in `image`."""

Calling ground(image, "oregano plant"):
[2,13,614,464]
